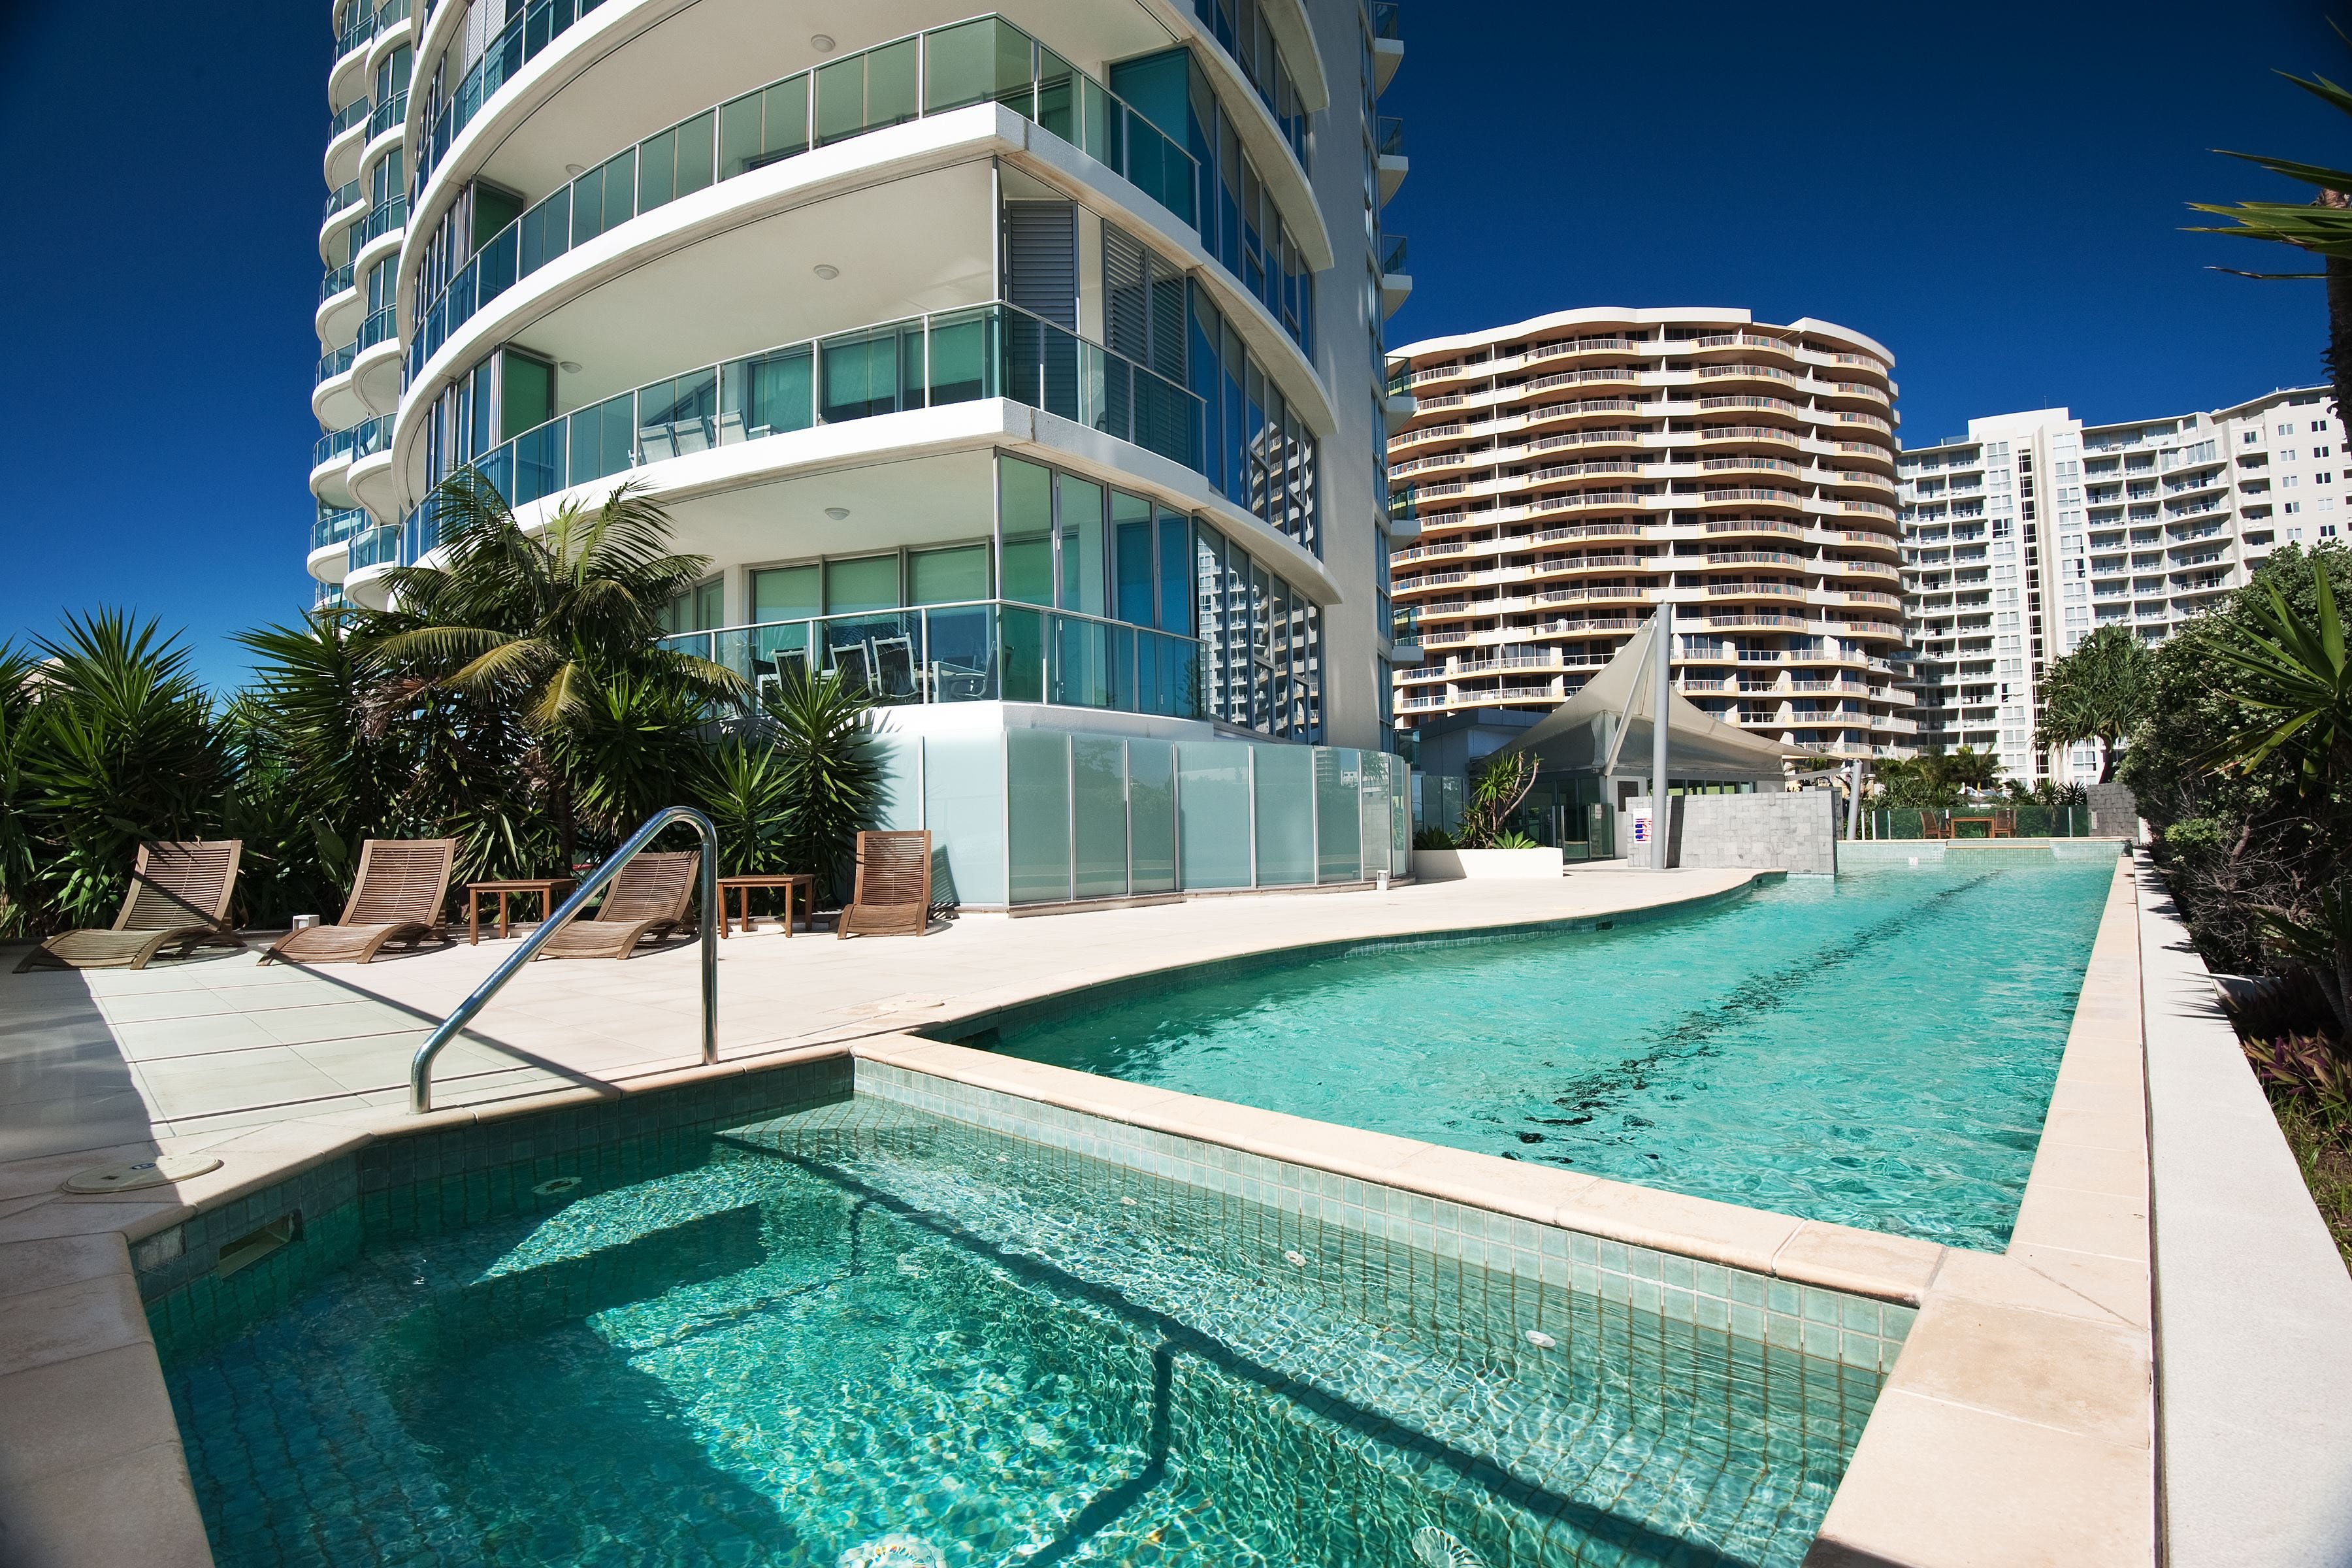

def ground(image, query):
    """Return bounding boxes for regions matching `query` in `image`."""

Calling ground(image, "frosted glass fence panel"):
[1252,745,1316,887]
[921,732,1006,907]
[1177,743,1253,892]
[1006,730,1073,906]
[1071,736,1130,900]
[1315,748,1362,884]
[1129,741,1177,893]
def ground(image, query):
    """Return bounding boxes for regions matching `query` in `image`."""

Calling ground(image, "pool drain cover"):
[839,1535,945,1568]
[61,1155,222,1194]
[531,1176,583,1197]
[1412,1526,1487,1568]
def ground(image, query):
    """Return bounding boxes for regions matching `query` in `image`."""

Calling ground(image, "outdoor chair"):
[873,636,917,700]
[258,838,456,966]
[831,642,874,695]
[837,830,932,938]
[16,840,246,973]
[534,851,702,960]
[1993,808,2017,839]
[1918,811,1951,840]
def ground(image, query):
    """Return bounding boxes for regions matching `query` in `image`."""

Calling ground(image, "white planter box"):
[1409,847,1563,881]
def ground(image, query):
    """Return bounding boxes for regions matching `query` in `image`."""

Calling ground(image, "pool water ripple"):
[989,862,2116,1249]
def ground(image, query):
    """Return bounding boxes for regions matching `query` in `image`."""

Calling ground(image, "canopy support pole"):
[1649,602,1673,870]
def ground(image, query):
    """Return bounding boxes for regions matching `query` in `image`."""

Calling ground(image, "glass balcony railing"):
[347,524,402,574]
[410,15,1196,378]
[1390,604,1420,642]
[1380,232,1409,276]
[312,507,370,549]
[333,3,380,59]
[312,416,389,470]
[319,261,355,302]
[357,304,399,353]
[360,194,407,245]
[427,301,1200,533]
[415,0,604,193]
[657,600,1201,720]
[315,341,357,387]
[328,99,372,140]
[322,179,361,223]
[1376,115,1405,157]
[367,90,407,140]
[1372,1,1403,41]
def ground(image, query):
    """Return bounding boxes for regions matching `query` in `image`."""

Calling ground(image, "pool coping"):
[0,859,2152,1566]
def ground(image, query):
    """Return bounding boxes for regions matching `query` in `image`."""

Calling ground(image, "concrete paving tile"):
[0,1232,136,1301]
[132,1049,348,1120]
[93,988,270,1025]
[0,1343,185,1490]
[0,1197,186,1245]
[106,1013,281,1062]
[2024,1139,2148,1201]
[0,1094,161,1168]
[1556,1178,1805,1281]
[2010,1179,2150,1264]
[1893,1294,2151,1448]
[1812,1389,2153,1568]
[0,1267,149,1377]
[0,1437,212,1568]
[250,998,431,1046]
[1984,1242,2152,1331]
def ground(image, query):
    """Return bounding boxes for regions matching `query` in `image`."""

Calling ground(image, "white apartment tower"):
[1898,385,2330,781]
[304,0,1416,907]
[1385,308,1916,761]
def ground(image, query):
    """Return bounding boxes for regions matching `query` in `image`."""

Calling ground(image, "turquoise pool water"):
[988,858,2117,1250]
[165,1097,1877,1567]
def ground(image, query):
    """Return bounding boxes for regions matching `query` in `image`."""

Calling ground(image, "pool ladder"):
[408,806,722,1113]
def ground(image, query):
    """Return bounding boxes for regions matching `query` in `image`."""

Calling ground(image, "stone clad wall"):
[2085,781,2140,839]
[1620,791,1839,875]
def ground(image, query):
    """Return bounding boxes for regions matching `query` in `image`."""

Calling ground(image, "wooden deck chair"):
[16,841,245,973]
[535,851,701,960]
[1918,810,1951,840]
[1993,808,2017,839]
[836,830,932,938]
[258,838,456,965]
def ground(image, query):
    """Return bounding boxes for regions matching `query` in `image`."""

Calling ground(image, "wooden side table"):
[715,874,815,938]
[465,878,576,944]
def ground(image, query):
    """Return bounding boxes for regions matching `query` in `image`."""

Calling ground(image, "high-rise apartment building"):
[1897,386,2330,781]
[302,0,1414,906]
[1384,308,1916,761]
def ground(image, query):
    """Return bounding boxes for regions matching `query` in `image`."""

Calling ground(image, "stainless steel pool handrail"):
[409,806,721,1113]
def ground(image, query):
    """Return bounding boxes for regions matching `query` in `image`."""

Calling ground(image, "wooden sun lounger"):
[836,830,932,938]
[258,839,457,966]
[16,841,246,973]
[534,851,701,960]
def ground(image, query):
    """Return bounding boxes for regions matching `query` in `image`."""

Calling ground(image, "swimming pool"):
[982,857,2118,1250]
[160,1088,1884,1567]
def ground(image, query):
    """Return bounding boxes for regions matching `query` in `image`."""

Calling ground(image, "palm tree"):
[2033,626,2150,782]
[369,472,747,866]
[2189,61,2352,425]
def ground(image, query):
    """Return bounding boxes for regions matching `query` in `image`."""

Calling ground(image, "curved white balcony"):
[323,101,370,189]
[312,342,366,429]
[315,263,361,344]
[318,180,364,262]
[394,106,1330,510]
[349,443,400,519]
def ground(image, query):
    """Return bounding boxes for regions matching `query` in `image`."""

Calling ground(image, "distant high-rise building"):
[1897,385,2331,782]
[1384,308,1915,761]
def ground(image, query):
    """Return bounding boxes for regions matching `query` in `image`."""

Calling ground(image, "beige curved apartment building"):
[1385,308,1917,761]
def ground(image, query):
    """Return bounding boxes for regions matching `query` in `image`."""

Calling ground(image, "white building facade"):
[1898,386,2331,781]
[304,0,1415,906]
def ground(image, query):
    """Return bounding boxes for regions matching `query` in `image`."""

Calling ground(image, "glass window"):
[909,544,989,605]
[751,564,820,623]
[721,346,813,438]
[999,456,1055,606]
[498,350,552,441]
[1156,508,1191,633]
[825,555,900,613]
[659,579,725,633]
[1056,473,1105,615]
[1113,491,1154,625]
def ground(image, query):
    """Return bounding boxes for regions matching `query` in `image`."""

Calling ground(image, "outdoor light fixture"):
[825,506,851,520]
[811,34,835,51]
[558,361,582,373]
[564,163,584,176]
[813,264,840,280]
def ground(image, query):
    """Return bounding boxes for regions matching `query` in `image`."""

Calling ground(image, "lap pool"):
[980,855,2119,1251]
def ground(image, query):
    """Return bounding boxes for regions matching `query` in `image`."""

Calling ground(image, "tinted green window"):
[751,564,819,623]
[498,351,553,441]
[999,457,1054,606]
[825,555,899,613]
[472,183,523,248]
[1056,473,1105,615]
[910,546,988,606]
[722,347,813,437]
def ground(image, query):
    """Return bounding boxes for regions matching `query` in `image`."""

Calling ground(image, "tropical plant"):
[2033,626,2150,781]
[2189,56,2352,428]
[694,733,794,876]
[2203,556,2352,785]
[1411,825,1458,851]
[1456,749,1538,849]
[0,648,39,934]
[370,472,745,867]
[1869,746,2006,809]
[760,670,881,904]
[2257,887,2352,1033]
[19,613,231,928]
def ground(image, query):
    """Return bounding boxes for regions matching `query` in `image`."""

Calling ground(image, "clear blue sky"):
[1,0,2345,689]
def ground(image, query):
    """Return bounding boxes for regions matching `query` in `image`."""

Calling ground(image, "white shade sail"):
[1500,614,1813,782]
